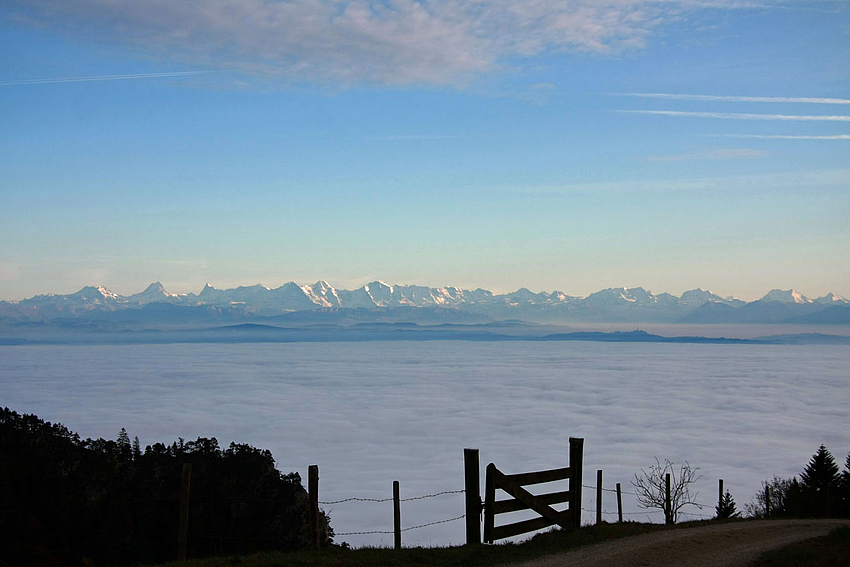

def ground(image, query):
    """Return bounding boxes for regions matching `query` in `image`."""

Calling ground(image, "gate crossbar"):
[483,437,584,543]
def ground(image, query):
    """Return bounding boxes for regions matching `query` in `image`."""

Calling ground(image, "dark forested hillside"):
[0,408,330,566]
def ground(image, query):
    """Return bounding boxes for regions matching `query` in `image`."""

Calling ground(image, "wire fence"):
[98,473,725,554]
[337,515,467,536]
[320,488,465,505]
[328,476,721,539]
[580,481,717,524]
[322,488,467,537]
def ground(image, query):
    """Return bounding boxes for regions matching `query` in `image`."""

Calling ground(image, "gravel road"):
[509,519,848,567]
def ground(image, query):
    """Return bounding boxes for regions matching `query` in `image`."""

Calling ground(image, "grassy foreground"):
[151,520,850,567]
[151,522,667,567]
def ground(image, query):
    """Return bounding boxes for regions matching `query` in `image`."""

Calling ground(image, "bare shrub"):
[632,457,702,523]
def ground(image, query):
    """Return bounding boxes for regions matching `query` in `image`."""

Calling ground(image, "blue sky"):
[1,0,848,301]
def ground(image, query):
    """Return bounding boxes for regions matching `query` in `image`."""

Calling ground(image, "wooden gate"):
[483,437,583,543]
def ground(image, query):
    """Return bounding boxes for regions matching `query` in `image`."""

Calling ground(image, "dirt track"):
[510,519,848,567]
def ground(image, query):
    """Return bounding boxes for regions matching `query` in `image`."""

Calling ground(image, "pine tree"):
[117,428,132,461]
[716,490,740,519]
[132,436,141,461]
[800,444,840,517]
[840,453,850,517]
[801,445,840,492]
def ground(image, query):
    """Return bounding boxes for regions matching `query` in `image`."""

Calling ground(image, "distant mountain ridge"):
[1,282,848,325]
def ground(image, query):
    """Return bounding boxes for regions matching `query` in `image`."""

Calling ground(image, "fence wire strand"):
[320,496,393,504]
[321,489,464,505]
[583,484,638,496]
[336,514,465,536]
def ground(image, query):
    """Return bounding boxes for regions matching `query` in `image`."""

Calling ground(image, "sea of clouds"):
[2,341,848,548]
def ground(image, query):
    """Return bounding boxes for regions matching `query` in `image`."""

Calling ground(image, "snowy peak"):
[76,285,117,298]
[145,282,168,293]
[128,282,177,304]
[308,281,341,307]
[760,289,813,304]
[69,285,122,303]
[680,288,725,306]
[363,281,393,305]
[199,283,218,296]
[585,287,653,306]
[814,292,850,305]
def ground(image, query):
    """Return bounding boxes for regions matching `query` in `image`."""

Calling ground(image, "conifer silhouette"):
[801,444,840,492]
[843,453,850,489]
[117,427,132,461]
[800,444,840,517]
[715,489,740,519]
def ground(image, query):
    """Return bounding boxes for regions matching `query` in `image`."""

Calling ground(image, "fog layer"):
[1,341,847,547]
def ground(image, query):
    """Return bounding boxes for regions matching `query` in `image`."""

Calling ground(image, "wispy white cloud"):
[716,134,850,140]
[359,135,463,141]
[646,147,768,162]
[621,110,850,121]
[0,71,219,87]
[616,93,850,104]
[1,0,760,86]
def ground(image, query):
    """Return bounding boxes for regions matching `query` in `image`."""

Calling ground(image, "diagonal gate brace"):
[494,468,572,529]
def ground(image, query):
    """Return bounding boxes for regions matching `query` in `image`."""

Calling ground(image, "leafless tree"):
[632,457,702,523]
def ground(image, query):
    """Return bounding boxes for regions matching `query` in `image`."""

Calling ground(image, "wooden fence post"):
[665,473,672,525]
[483,463,495,543]
[309,465,320,550]
[393,480,401,550]
[718,479,724,514]
[596,470,603,525]
[765,485,771,517]
[178,462,192,561]
[464,448,481,545]
[616,483,623,523]
[569,437,584,529]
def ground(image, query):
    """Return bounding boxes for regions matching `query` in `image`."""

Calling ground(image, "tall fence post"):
[178,462,192,561]
[765,485,771,517]
[718,479,724,515]
[393,480,401,550]
[616,483,623,523]
[665,473,672,525]
[483,463,495,543]
[464,448,481,545]
[596,470,603,525]
[309,465,320,550]
[569,437,584,529]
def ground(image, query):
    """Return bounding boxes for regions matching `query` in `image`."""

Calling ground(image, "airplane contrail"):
[615,93,850,104]
[717,134,850,140]
[0,70,219,87]
[620,109,850,121]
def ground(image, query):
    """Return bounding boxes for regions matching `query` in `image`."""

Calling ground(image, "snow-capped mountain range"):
[1,282,848,325]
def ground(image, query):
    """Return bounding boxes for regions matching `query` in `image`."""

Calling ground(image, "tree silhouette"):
[801,445,840,492]
[0,407,327,566]
[632,457,702,524]
[117,427,132,461]
[132,436,142,461]
[745,476,801,518]
[715,490,740,519]
[800,444,840,516]
[840,453,850,517]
